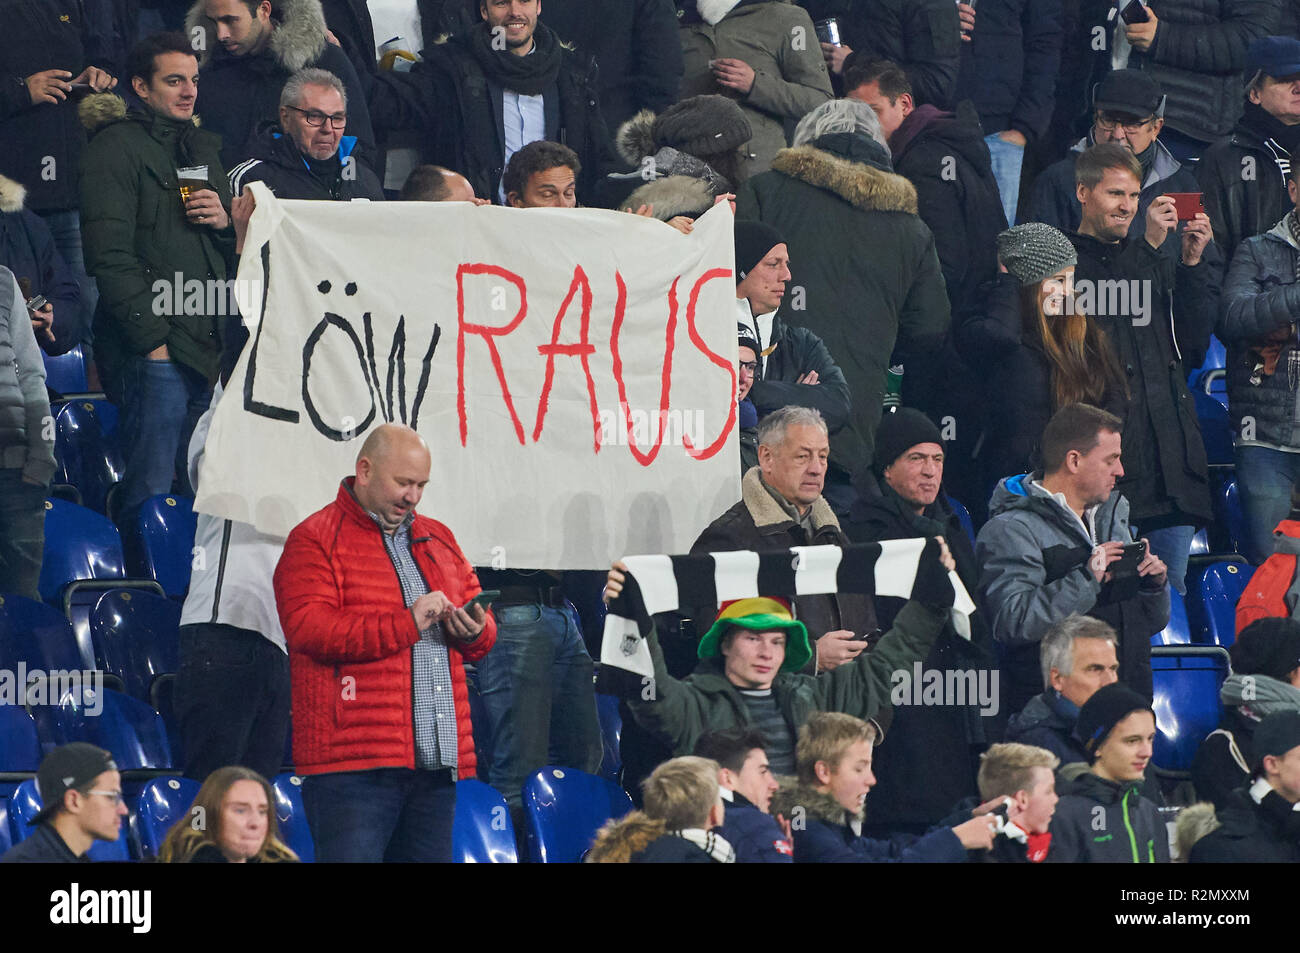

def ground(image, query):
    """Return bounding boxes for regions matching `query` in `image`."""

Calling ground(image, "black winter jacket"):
[1189,785,1300,862]
[1191,709,1257,811]
[717,790,792,863]
[1069,231,1216,527]
[228,124,385,202]
[1047,771,1171,862]
[0,174,83,356]
[1218,222,1300,452]
[744,309,852,434]
[955,0,1064,144]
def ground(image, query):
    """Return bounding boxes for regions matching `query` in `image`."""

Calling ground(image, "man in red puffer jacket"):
[274,422,496,862]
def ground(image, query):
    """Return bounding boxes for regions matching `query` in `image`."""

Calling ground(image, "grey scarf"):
[1220,672,1300,721]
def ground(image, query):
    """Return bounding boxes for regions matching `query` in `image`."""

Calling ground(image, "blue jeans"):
[984,132,1025,227]
[117,357,210,517]
[1234,445,1300,564]
[301,768,457,862]
[0,469,46,599]
[1143,524,1196,597]
[476,604,603,808]
[37,209,98,348]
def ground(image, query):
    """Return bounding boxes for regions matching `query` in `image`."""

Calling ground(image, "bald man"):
[398,165,488,204]
[273,423,497,862]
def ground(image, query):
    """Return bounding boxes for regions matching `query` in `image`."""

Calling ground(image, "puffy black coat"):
[1197,102,1298,269]
[843,481,995,831]
[186,0,376,170]
[1190,710,1257,811]
[735,132,950,478]
[228,124,385,201]
[746,311,852,434]
[1189,786,1300,862]
[0,174,83,356]
[365,24,610,205]
[801,0,962,108]
[0,0,92,213]
[955,0,1064,143]
[1068,231,1216,527]
[1218,223,1300,452]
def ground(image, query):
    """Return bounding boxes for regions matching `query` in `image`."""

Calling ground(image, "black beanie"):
[734,220,785,285]
[1253,710,1300,771]
[1074,683,1154,760]
[654,94,753,158]
[1230,618,1300,683]
[873,408,943,476]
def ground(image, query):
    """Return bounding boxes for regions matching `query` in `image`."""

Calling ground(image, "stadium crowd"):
[4,0,1300,864]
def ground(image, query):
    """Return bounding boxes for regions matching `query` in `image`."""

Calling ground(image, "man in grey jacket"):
[976,403,1170,715]
[0,264,56,599]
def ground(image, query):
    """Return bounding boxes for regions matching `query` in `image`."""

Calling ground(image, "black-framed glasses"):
[739,360,759,374]
[1095,113,1154,133]
[287,105,347,129]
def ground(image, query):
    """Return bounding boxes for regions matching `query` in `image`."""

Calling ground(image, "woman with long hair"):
[957,223,1129,505]
[159,766,298,863]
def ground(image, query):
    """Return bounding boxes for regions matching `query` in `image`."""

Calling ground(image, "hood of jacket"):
[77,92,207,144]
[987,471,1126,545]
[770,780,857,827]
[769,141,917,216]
[1174,801,1220,859]
[0,175,25,214]
[186,0,328,71]
[585,811,667,863]
[692,0,787,26]
[1063,770,1142,806]
[741,466,841,535]
[620,174,717,220]
[616,109,659,165]
[1265,215,1300,252]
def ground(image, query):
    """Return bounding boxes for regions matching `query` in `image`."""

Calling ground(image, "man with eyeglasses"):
[1,744,127,863]
[1029,70,1199,262]
[229,67,384,202]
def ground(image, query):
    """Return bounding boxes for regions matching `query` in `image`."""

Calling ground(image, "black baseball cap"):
[1253,711,1300,772]
[1093,70,1164,119]
[31,743,117,825]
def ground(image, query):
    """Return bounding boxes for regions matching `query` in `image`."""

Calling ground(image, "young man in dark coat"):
[1046,683,1170,862]
[695,728,793,862]
[1190,710,1300,862]
[1067,142,1218,595]
[0,744,127,863]
[844,409,998,835]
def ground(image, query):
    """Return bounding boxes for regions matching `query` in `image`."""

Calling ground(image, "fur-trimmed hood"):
[620,175,716,220]
[585,812,667,863]
[186,0,328,70]
[742,466,841,533]
[1174,802,1220,861]
[0,175,25,214]
[617,109,658,165]
[770,780,859,827]
[77,92,205,136]
[770,144,917,216]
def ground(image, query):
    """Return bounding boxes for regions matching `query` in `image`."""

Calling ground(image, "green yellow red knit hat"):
[699,597,811,673]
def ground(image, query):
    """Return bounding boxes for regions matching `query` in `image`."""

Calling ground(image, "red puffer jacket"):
[273,479,496,777]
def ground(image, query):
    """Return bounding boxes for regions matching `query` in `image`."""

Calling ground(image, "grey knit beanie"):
[996,223,1077,286]
[653,94,752,158]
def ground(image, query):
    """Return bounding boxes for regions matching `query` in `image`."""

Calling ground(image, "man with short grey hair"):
[228,66,384,202]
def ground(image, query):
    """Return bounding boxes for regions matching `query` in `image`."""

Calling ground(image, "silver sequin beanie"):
[996,223,1077,286]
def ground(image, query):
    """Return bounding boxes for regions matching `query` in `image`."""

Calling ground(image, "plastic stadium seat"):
[1193,562,1252,648]
[9,779,130,861]
[52,400,123,515]
[0,705,42,779]
[42,344,90,396]
[594,692,623,784]
[124,495,198,598]
[272,773,314,863]
[1192,384,1232,466]
[89,590,181,704]
[38,499,129,605]
[453,779,518,863]
[1150,588,1192,646]
[29,686,172,772]
[1214,479,1246,557]
[0,795,11,855]
[1151,646,1230,775]
[134,776,201,860]
[522,766,634,863]
[945,493,977,548]
[0,593,87,678]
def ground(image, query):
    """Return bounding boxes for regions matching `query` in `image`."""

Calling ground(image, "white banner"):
[194,185,742,569]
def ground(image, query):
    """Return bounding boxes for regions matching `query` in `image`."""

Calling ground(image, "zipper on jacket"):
[209,519,234,623]
[1121,786,1140,862]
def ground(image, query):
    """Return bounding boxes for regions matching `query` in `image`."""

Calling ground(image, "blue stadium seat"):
[0,794,11,855]
[1192,384,1232,466]
[1151,588,1192,646]
[134,776,200,861]
[29,686,172,772]
[1193,562,1252,647]
[8,778,130,861]
[0,705,42,775]
[89,590,181,704]
[0,593,88,679]
[42,344,91,396]
[52,400,123,515]
[272,773,314,863]
[452,779,518,863]
[1214,479,1246,557]
[124,495,197,599]
[595,692,623,784]
[945,493,977,547]
[1151,646,1231,776]
[522,765,634,863]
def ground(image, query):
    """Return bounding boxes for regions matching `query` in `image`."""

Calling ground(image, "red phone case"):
[1167,192,1204,221]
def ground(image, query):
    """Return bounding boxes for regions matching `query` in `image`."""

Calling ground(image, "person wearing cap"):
[602,547,955,776]
[732,219,851,439]
[955,221,1127,505]
[1199,36,1300,269]
[677,0,833,179]
[689,406,880,676]
[841,407,997,835]
[1188,709,1300,862]
[1066,141,1217,597]
[737,324,761,477]
[977,402,1170,715]
[768,711,998,863]
[0,743,127,863]
[1192,618,1300,810]
[1045,682,1170,862]
[1029,70,1201,261]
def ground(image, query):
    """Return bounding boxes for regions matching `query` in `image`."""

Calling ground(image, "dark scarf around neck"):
[468,20,563,96]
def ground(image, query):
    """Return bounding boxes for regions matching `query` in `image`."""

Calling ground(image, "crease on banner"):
[233,182,284,331]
